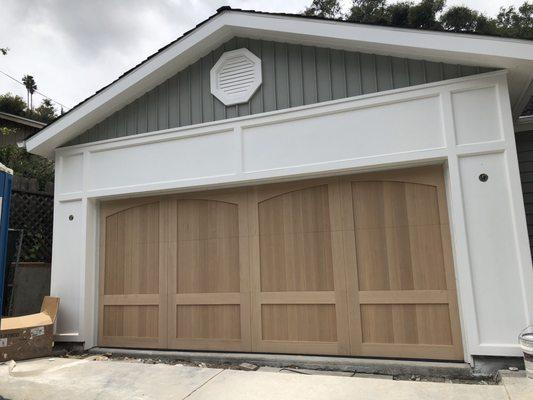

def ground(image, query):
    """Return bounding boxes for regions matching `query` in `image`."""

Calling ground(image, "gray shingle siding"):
[517,130,533,256]
[67,37,495,146]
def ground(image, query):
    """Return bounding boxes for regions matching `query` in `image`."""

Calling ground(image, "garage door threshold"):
[88,347,475,380]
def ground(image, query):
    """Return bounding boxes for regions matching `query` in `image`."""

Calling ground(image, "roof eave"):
[0,111,47,128]
[25,9,533,158]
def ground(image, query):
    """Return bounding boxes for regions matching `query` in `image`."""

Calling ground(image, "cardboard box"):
[0,296,59,361]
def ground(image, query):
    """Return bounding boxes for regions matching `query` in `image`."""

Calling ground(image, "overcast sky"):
[0,0,526,112]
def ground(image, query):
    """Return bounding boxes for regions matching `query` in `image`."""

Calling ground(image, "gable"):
[25,8,533,158]
[67,37,493,147]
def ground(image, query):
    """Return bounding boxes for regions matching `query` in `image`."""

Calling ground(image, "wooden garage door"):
[165,192,251,351]
[99,199,166,348]
[248,180,350,355]
[340,167,463,360]
[98,166,463,360]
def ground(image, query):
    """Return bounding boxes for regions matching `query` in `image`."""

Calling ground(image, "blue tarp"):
[0,164,13,316]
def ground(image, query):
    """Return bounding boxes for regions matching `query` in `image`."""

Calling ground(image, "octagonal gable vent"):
[210,48,262,106]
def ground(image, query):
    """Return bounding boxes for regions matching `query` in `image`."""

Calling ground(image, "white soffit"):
[25,9,533,158]
[210,48,262,106]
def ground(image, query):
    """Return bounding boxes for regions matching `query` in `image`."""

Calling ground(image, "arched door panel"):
[248,180,350,355]
[341,166,463,360]
[165,191,251,351]
[99,199,166,348]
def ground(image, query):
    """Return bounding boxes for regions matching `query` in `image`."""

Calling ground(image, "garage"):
[25,8,533,365]
[98,166,463,360]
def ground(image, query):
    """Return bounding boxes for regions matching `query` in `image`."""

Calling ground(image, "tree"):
[0,93,27,116]
[474,14,499,36]
[389,2,412,27]
[22,75,37,111]
[304,0,342,19]
[348,0,389,24]
[496,3,533,40]
[407,0,445,29]
[440,6,479,32]
[34,98,57,124]
[0,144,54,189]
[303,0,533,40]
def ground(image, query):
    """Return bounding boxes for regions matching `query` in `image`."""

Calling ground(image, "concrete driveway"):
[0,357,529,400]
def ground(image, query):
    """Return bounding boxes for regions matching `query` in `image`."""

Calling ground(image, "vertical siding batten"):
[68,37,496,146]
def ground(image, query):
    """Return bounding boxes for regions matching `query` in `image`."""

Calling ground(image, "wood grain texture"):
[351,181,447,291]
[250,180,350,355]
[261,304,337,342]
[99,198,165,348]
[103,305,158,338]
[98,165,463,360]
[165,190,251,351]
[104,202,159,295]
[343,165,463,360]
[258,185,334,292]
[176,305,241,340]
[176,199,240,294]
[360,304,452,345]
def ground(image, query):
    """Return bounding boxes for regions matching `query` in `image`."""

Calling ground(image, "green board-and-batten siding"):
[67,37,494,146]
[517,130,533,256]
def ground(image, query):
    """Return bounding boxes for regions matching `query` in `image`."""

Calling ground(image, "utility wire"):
[0,68,71,110]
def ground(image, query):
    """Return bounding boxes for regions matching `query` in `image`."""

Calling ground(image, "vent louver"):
[210,48,262,106]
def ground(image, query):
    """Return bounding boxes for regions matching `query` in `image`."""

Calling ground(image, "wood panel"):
[249,179,350,355]
[98,165,463,360]
[261,304,337,342]
[176,305,241,340]
[166,190,251,351]
[175,199,240,294]
[99,198,167,348]
[258,185,334,292]
[341,166,464,360]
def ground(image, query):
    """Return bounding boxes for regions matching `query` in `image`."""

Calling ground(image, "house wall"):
[0,119,40,146]
[67,37,493,146]
[51,71,533,362]
[516,130,533,256]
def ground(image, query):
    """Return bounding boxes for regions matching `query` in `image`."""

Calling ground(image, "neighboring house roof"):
[25,7,533,158]
[522,97,533,117]
[0,162,13,175]
[0,111,47,129]
[0,111,47,147]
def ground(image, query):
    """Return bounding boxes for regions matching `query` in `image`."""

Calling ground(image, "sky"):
[0,0,526,112]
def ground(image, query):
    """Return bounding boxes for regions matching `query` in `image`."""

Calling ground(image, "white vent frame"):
[210,48,262,106]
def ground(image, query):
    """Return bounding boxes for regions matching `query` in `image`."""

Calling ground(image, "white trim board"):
[55,70,507,155]
[50,73,533,357]
[26,10,533,158]
[515,116,533,133]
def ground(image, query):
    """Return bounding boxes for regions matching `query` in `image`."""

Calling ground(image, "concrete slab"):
[0,357,222,400]
[188,369,508,400]
[1,357,526,400]
[258,366,356,377]
[90,347,473,378]
[258,366,394,379]
[500,370,533,400]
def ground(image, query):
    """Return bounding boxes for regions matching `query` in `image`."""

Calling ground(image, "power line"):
[0,68,71,110]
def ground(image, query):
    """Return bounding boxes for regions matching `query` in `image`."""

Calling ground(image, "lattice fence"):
[9,176,54,262]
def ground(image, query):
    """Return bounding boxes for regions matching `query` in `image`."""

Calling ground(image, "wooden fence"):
[9,176,54,262]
